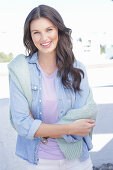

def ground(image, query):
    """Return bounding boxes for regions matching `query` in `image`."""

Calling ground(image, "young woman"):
[8,4,97,170]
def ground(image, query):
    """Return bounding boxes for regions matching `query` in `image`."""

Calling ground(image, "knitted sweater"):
[8,54,98,160]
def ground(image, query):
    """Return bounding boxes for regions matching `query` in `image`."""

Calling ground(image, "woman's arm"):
[10,77,95,139]
[29,109,95,138]
[34,119,95,137]
[10,78,42,139]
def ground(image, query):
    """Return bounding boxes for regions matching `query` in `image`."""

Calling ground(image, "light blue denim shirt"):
[9,52,92,165]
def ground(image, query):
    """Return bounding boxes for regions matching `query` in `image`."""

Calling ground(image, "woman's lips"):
[41,41,52,48]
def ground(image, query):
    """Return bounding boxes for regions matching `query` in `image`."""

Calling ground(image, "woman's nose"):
[40,33,47,41]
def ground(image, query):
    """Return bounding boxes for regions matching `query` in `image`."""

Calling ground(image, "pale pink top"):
[37,66,65,160]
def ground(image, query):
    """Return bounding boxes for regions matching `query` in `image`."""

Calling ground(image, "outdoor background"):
[0,0,113,169]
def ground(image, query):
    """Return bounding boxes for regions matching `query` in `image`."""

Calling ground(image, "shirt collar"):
[28,52,40,70]
[28,52,39,64]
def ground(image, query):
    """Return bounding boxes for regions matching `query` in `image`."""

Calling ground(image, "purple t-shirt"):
[37,66,65,160]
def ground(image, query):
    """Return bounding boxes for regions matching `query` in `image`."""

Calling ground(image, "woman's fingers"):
[69,119,95,136]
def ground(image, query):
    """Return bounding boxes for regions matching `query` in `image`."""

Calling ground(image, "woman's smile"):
[40,41,52,48]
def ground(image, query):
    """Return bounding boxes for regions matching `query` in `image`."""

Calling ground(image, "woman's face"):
[30,17,58,56]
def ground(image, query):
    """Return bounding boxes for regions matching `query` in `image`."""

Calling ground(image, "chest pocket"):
[31,84,39,101]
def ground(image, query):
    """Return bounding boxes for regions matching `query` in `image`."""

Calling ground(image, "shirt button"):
[39,99,42,102]
[40,87,41,90]
[40,112,42,115]
[34,86,37,90]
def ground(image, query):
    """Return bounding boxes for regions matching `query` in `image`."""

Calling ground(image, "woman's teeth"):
[41,42,51,46]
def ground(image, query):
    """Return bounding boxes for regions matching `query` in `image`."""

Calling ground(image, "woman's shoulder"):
[73,60,87,72]
[8,54,30,69]
[8,54,25,65]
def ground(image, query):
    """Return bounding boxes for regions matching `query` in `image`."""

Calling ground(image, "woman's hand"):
[68,119,95,136]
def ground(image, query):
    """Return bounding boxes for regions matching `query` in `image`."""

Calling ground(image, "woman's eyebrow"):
[31,29,40,32]
[47,26,54,28]
[31,25,55,32]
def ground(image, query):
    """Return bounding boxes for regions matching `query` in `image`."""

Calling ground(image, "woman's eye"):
[48,29,52,32]
[34,32,40,34]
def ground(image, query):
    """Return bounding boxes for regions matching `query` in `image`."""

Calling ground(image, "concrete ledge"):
[90,103,113,167]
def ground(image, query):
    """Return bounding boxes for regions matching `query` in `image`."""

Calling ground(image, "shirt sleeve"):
[62,61,90,143]
[9,78,42,139]
[73,60,90,108]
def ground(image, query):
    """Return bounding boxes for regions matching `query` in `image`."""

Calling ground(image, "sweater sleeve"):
[9,78,42,139]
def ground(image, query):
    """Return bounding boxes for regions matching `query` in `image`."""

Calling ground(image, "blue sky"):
[0,0,113,55]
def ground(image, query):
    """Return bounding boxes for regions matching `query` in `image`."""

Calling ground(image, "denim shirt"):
[9,52,92,165]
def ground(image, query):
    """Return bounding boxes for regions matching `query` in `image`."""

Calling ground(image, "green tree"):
[100,45,106,54]
[0,52,14,63]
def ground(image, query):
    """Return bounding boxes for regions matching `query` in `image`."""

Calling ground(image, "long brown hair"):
[23,5,84,92]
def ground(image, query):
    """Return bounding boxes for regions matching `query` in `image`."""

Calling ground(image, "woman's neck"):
[38,52,57,75]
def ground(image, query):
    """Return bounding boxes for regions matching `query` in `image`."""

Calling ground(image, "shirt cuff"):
[27,119,42,139]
